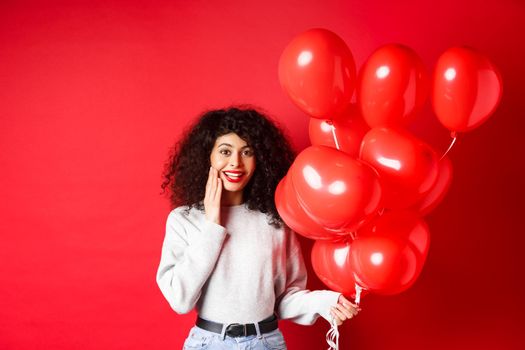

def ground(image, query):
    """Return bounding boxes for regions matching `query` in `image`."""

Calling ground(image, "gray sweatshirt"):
[156,203,340,325]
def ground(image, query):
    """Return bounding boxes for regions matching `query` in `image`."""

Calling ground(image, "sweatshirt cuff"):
[317,290,342,323]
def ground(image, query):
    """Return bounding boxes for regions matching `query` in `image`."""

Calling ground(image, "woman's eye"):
[243,150,254,156]
[219,149,231,156]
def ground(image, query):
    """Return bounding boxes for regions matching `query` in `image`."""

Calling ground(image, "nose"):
[229,152,242,167]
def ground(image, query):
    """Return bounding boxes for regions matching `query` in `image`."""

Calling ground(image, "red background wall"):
[1,0,524,349]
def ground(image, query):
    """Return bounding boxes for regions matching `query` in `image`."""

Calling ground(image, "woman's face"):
[210,133,256,193]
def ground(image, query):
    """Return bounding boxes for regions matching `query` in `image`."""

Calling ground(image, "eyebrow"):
[217,143,252,149]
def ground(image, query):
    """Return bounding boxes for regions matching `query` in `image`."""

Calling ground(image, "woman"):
[157,106,359,349]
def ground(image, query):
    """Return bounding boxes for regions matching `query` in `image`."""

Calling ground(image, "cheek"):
[210,154,227,169]
[246,158,256,173]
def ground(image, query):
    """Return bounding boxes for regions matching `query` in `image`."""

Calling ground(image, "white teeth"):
[224,172,242,178]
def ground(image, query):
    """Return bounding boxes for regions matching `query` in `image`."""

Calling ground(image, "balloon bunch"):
[276,29,502,301]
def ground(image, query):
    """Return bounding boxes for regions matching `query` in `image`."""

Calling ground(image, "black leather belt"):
[196,315,278,337]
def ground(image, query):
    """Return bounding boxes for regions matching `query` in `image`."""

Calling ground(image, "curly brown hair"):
[161,105,296,227]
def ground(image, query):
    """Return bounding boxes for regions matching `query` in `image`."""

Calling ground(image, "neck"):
[220,190,244,207]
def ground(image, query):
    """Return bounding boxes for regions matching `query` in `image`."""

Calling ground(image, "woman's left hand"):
[330,295,361,326]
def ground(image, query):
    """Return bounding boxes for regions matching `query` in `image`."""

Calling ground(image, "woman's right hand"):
[204,167,222,225]
[330,295,361,326]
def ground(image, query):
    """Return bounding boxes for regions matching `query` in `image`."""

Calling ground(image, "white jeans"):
[182,325,287,350]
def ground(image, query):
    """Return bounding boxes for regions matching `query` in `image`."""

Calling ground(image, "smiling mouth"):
[223,171,244,183]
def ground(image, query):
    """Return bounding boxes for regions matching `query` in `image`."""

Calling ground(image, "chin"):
[223,184,244,192]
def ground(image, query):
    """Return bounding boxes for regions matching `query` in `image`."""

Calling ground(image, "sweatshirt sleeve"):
[156,209,227,314]
[274,230,341,325]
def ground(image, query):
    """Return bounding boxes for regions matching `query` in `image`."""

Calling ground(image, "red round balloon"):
[357,44,429,128]
[412,156,453,215]
[309,104,370,157]
[278,28,356,119]
[311,238,361,298]
[350,235,421,295]
[360,127,439,209]
[291,146,382,231]
[432,46,503,132]
[275,174,344,240]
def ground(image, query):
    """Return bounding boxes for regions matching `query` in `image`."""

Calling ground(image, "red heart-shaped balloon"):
[360,127,439,209]
[311,238,364,299]
[291,145,382,232]
[308,104,369,158]
[275,174,344,240]
[358,210,431,263]
[412,156,453,215]
[350,235,422,295]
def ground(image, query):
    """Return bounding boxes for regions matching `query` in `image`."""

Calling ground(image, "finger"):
[215,176,222,203]
[331,306,349,322]
[340,301,360,316]
[335,302,354,319]
[205,167,213,200]
[349,307,359,317]
[213,169,221,201]
[209,167,218,200]
[339,302,357,318]
[339,295,360,310]
[330,310,343,326]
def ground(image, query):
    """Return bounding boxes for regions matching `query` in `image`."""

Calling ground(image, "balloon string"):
[329,122,341,150]
[440,131,457,160]
[326,315,340,350]
[325,285,364,350]
[355,284,363,305]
